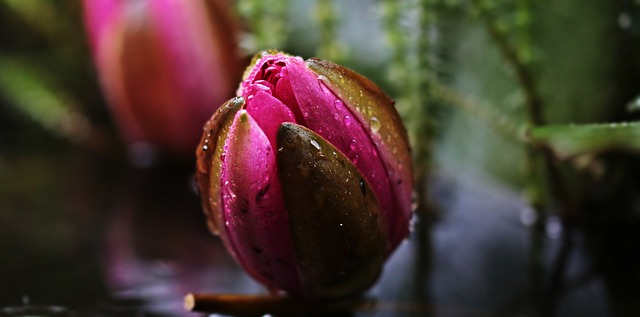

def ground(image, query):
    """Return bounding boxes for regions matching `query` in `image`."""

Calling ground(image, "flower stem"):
[382,0,437,302]
[383,0,438,214]
[184,293,375,315]
[470,1,577,314]
[471,0,542,127]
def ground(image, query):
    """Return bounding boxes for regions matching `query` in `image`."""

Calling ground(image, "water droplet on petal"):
[334,100,344,110]
[310,139,321,151]
[370,116,381,133]
[343,115,352,127]
[278,66,287,78]
[349,139,357,152]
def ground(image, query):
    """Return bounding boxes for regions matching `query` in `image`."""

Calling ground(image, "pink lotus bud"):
[84,0,242,157]
[196,51,413,298]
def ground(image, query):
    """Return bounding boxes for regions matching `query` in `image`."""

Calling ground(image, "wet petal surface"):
[220,111,300,293]
[277,122,387,298]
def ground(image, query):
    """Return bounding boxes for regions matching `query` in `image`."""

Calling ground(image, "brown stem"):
[184,293,375,316]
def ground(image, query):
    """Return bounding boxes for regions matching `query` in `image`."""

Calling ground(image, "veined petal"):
[220,110,300,294]
[277,123,387,298]
[306,58,413,248]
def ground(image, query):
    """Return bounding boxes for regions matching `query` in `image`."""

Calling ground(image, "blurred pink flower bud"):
[196,51,413,298]
[84,0,242,157]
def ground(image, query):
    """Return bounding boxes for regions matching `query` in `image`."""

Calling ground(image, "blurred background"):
[0,0,639,316]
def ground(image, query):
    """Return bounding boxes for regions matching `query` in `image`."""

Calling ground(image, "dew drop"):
[352,154,359,164]
[310,139,321,151]
[202,144,209,152]
[343,115,352,127]
[349,139,357,152]
[334,113,340,121]
[334,100,344,111]
[359,178,366,196]
[370,116,381,132]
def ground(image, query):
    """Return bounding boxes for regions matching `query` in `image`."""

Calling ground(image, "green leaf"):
[0,56,89,142]
[529,122,640,159]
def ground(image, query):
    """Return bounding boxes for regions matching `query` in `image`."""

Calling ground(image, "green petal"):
[306,58,413,245]
[276,122,388,298]
[195,96,244,235]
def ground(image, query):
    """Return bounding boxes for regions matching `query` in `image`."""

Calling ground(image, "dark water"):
[0,133,616,317]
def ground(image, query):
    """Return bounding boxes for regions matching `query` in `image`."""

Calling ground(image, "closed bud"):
[196,51,413,298]
[84,0,242,157]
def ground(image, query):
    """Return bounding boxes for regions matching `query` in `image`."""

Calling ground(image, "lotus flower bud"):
[84,0,242,157]
[196,51,413,298]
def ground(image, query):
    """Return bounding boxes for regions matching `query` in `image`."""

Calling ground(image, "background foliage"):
[1,0,640,316]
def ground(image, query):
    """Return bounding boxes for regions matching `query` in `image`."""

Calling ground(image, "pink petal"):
[245,91,296,148]
[83,0,122,58]
[147,0,238,152]
[220,110,300,294]
[282,58,398,251]
[305,58,413,249]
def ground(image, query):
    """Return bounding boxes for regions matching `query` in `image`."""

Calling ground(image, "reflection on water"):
[101,166,262,316]
[0,145,631,317]
[0,296,70,317]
